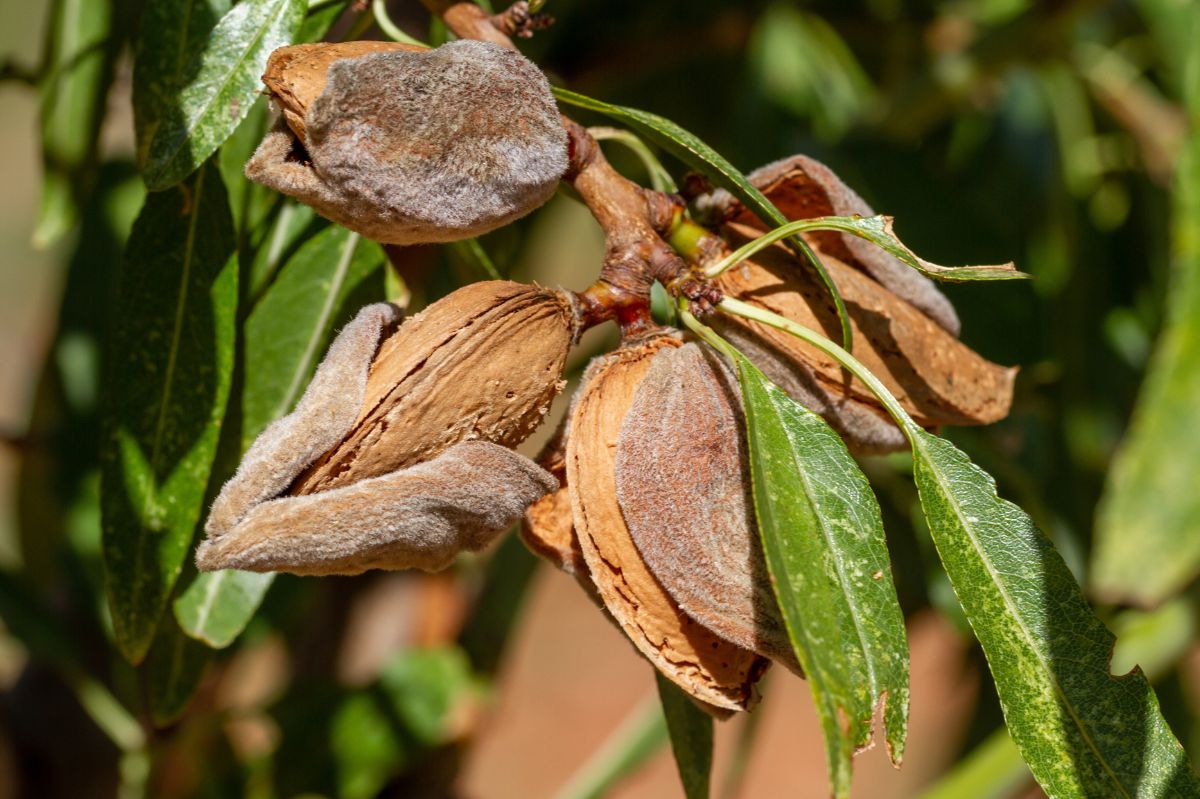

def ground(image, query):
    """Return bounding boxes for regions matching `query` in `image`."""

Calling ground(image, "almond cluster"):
[197,43,1017,710]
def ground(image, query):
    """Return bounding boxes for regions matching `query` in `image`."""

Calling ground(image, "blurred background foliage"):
[0,0,1197,796]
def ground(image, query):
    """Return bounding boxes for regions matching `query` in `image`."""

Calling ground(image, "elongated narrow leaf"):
[1092,136,1200,605]
[174,225,385,647]
[553,86,853,349]
[101,163,238,664]
[133,0,231,165]
[142,0,305,190]
[910,428,1200,797]
[146,611,213,725]
[788,215,1025,282]
[655,674,712,799]
[35,0,116,248]
[731,350,908,797]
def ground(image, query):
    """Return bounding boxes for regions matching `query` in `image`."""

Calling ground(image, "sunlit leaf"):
[141,0,305,190]
[670,307,914,798]
[101,163,238,664]
[553,86,854,350]
[911,427,1200,798]
[655,674,712,799]
[132,0,231,167]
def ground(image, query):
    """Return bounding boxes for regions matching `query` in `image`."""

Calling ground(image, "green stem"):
[714,297,921,438]
[588,127,678,193]
[704,216,842,278]
[372,0,430,46]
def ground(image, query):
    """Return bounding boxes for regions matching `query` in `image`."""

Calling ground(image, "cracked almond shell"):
[292,280,576,495]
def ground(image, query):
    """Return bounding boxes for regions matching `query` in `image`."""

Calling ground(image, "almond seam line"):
[706,296,1132,796]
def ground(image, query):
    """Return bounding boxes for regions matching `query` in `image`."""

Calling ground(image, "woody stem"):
[419,0,700,338]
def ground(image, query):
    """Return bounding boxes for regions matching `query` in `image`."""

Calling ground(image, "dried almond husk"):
[261,41,425,145]
[293,280,577,494]
[713,223,1016,431]
[198,282,574,576]
[616,343,800,673]
[567,332,768,711]
[246,40,569,245]
[519,422,588,578]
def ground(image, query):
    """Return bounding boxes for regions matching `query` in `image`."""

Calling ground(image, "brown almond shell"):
[567,333,768,712]
[292,280,576,495]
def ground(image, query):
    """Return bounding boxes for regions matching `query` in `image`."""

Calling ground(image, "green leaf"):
[655,674,712,799]
[329,647,481,799]
[706,214,1026,283]
[1091,134,1200,606]
[101,163,238,664]
[552,86,854,350]
[173,225,385,647]
[35,0,117,248]
[299,0,349,42]
[910,427,1200,798]
[141,0,305,191]
[726,345,908,796]
[132,0,231,167]
[146,611,213,725]
[240,225,387,449]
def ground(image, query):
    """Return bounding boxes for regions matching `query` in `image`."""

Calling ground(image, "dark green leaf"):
[910,428,1200,798]
[299,0,349,42]
[552,86,854,350]
[146,611,213,725]
[141,0,305,190]
[1092,136,1200,606]
[101,163,238,664]
[173,225,385,647]
[732,350,908,797]
[655,673,712,799]
[35,0,117,248]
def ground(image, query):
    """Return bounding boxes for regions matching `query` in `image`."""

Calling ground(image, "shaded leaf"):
[173,225,385,647]
[553,86,854,349]
[35,0,118,248]
[1092,134,1200,606]
[910,427,1200,798]
[655,674,712,799]
[142,0,305,190]
[729,347,908,796]
[329,648,480,799]
[101,163,238,664]
[146,611,213,725]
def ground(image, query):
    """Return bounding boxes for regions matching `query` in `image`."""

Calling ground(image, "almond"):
[616,342,800,672]
[292,280,577,495]
[261,41,425,145]
[567,332,768,711]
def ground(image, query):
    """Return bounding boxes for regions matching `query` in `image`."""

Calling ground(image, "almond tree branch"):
[419,0,700,338]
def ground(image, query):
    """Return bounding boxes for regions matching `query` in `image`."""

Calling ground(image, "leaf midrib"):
[917,436,1130,797]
